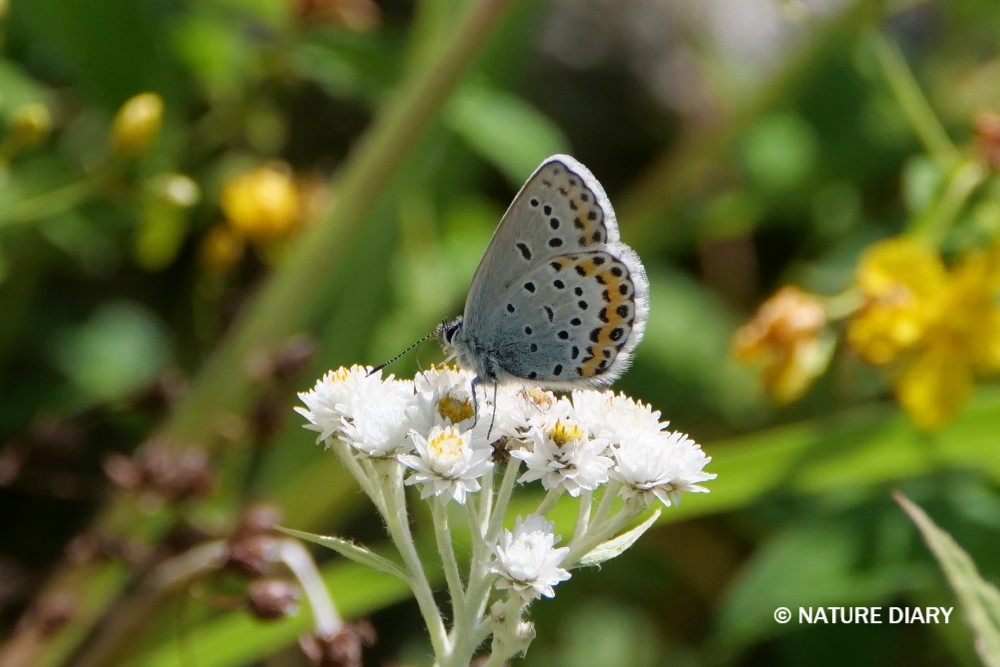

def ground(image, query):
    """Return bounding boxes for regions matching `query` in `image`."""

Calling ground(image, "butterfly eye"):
[439,318,462,343]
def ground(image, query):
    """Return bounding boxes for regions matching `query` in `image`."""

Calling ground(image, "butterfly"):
[438,155,649,394]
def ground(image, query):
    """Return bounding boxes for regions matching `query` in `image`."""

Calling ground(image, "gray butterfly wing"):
[462,155,649,388]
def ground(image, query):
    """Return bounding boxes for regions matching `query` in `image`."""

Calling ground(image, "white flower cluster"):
[295,364,715,666]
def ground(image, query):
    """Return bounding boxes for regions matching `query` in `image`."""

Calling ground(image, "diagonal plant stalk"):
[0,2,518,665]
[619,0,880,250]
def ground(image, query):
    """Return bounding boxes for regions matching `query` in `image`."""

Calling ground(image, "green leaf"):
[896,493,1000,667]
[713,509,915,651]
[740,112,819,194]
[575,510,661,569]
[275,526,409,582]
[443,82,568,187]
[0,61,50,114]
[132,559,412,667]
[295,34,401,104]
[49,300,172,402]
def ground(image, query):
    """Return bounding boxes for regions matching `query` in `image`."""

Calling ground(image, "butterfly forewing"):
[463,156,620,328]
[458,155,649,388]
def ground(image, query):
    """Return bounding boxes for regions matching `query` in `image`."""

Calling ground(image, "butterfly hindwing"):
[484,249,646,387]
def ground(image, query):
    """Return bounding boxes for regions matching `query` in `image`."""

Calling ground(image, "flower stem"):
[462,499,498,619]
[334,446,388,518]
[534,487,564,517]
[431,501,466,618]
[572,490,593,540]
[566,500,645,565]
[486,460,520,543]
[591,481,619,527]
[279,539,342,636]
[379,461,449,658]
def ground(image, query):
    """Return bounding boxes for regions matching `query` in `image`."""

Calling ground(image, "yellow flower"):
[847,237,945,365]
[220,164,302,243]
[848,237,1000,428]
[110,92,164,158]
[733,286,830,403]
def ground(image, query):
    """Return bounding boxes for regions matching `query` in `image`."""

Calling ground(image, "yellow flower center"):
[526,388,555,410]
[549,420,583,447]
[437,394,474,424]
[428,427,466,460]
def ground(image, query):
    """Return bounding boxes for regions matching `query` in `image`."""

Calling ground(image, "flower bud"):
[199,224,245,271]
[150,173,200,208]
[110,92,164,157]
[247,578,300,621]
[221,164,302,243]
[975,110,1000,171]
[5,102,52,152]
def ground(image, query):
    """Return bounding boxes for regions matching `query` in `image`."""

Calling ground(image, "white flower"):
[295,365,386,444]
[407,365,479,435]
[510,401,612,496]
[491,386,559,440]
[296,365,416,456]
[399,424,494,504]
[491,515,570,601]
[572,390,666,447]
[610,430,716,507]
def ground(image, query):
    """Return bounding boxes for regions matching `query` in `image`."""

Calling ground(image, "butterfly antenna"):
[368,330,437,376]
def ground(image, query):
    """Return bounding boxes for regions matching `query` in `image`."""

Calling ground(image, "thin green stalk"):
[869,31,960,166]
[0,181,94,227]
[163,0,518,443]
[619,0,880,249]
[909,158,987,245]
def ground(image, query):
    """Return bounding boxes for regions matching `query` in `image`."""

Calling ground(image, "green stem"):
[486,460,520,543]
[166,0,517,443]
[572,490,593,540]
[620,0,881,250]
[0,181,94,227]
[533,487,563,517]
[381,461,450,658]
[431,501,466,619]
[565,501,645,566]
[908,159,987,245]
[869,31,959,166]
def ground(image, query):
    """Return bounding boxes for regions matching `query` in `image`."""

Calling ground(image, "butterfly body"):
[439,155,649,391]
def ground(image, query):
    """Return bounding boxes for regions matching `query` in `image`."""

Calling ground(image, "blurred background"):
[1,0,999,665]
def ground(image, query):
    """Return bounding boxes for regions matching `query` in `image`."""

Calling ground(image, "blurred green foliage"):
[1,0,1000,665]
